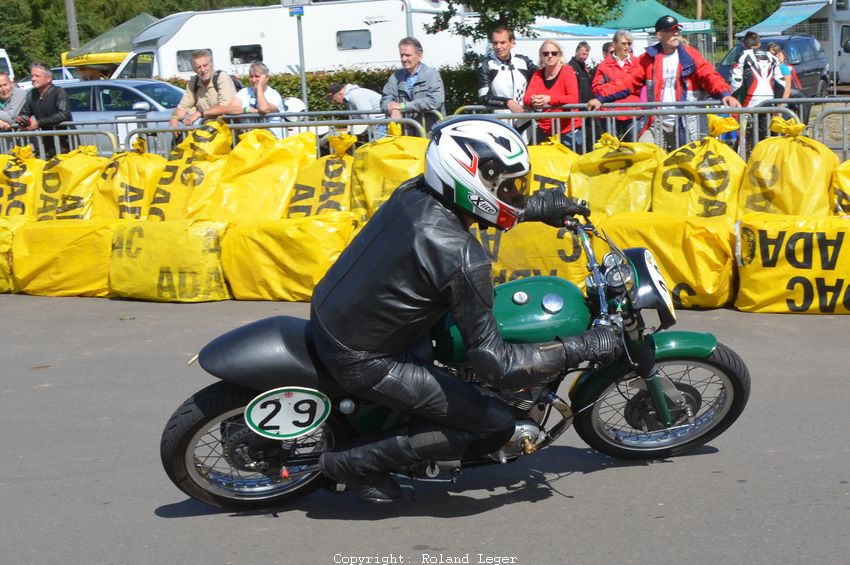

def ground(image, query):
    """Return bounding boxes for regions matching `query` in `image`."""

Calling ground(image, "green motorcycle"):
[161,215,751,510]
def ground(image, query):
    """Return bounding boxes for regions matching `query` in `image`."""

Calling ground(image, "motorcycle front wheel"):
[161,382,347,511]
[573,342,750,460]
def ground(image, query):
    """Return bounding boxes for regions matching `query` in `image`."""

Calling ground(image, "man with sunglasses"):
[588,15,740,150]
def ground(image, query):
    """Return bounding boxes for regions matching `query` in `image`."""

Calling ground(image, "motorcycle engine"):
[490,420,542,463]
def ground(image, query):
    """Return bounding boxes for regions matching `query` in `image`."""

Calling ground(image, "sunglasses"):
[541,50,560,56]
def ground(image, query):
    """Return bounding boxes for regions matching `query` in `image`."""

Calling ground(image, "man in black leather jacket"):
[313,116,621,502]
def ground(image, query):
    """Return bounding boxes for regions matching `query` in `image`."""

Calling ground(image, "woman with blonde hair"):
[523,39,582,149]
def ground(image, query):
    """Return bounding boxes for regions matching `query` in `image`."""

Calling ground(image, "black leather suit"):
[311,177,567,458]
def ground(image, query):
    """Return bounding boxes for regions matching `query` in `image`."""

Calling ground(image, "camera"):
[13,115,31,129]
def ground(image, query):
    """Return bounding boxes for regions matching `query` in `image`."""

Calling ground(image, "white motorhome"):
[112,0,475,80]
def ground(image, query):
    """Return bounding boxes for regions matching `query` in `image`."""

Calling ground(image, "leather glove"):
[559,325,623,369]
[521,189,590,228]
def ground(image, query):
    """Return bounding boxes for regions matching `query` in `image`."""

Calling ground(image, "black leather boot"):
[319,434,420,503]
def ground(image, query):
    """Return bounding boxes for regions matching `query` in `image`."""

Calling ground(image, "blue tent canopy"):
[536,24,622,36]
[742,0,828,36]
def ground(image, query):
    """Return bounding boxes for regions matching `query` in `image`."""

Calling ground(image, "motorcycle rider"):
[312,115,623,502]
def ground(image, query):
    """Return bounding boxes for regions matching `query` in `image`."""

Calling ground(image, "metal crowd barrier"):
[456,98,850,158]
[0,129,118,160]
[464,106,798,157]
[809,98,850,161]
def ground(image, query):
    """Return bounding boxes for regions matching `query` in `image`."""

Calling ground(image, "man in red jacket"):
[588,16,740,150]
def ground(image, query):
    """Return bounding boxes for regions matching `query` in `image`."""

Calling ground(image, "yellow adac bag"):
[830,159,850,216]
[738,117,839,218]
[473,223,607,290]
[735,213,850,313]
[149,120,233,221]
[350,135,428,223]
[91,138,167,220]
[205,129,307,223]
[527,139,578,193]
[12,219,113,296]
[286,134,357,219]
[0,216,26,293]
[652,115,745,218]
[0,146,45,220]
[35,146,108,221]
[110,220,231,302]
[221,211,356,301]
[570,133,664,216]
[599,212,736,309]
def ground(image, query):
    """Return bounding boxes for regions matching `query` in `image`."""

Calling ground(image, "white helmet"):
[424,115,530,230]
[282,97,307,122]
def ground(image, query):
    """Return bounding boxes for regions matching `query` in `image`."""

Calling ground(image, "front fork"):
[622,314,686,427]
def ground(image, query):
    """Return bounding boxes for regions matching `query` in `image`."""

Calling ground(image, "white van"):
[0,49,14,80]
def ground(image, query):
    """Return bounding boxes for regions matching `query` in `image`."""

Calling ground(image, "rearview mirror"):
[132,101,152,112]
[843,39,850,54]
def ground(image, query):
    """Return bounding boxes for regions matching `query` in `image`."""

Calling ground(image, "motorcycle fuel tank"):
[433,276,591,365]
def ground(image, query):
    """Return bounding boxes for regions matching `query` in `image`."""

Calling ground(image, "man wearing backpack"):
[730,32,785,150]
[169,49,237,129]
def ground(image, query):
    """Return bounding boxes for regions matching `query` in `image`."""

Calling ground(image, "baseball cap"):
[655,15,683,33]
[326,83,344,96]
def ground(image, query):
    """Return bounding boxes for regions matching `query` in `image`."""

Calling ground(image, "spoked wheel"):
[574,343,750,460]
[161,382,347,510]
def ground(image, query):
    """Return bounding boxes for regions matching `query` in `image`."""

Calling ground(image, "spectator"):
[381,37,446,132]
[592,30,641,141]
[225,61,285,138]
[476,26,536,115]
[523,40,582,149]
[588,15,740,151]
[767,43,798,101]
[730,31,785,147]
[601,42,614,62]
[19,62,73,159]
[327,82,386,140]
[567,41,594,148]
[169,49,237,130]
[0,71,26,131]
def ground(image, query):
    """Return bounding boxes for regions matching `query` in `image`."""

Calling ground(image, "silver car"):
[63,78,184,156]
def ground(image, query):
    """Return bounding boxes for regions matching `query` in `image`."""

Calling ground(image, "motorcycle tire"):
[573,342,750,460]
[160,381,348,511]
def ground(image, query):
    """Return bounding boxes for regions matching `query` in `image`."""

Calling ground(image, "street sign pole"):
[282,0,310,111]
[296,13,308,109]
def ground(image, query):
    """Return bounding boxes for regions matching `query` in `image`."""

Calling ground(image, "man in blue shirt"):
[381,37,446,132]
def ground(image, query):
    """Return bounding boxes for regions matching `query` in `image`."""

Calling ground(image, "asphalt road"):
[1,294,848,565]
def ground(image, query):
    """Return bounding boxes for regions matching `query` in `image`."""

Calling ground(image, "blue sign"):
[289,6,304,16]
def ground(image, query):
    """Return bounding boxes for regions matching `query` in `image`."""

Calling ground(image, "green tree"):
[427,0,621,40]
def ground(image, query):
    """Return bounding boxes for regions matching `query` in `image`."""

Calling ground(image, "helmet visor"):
[496,175,529,211]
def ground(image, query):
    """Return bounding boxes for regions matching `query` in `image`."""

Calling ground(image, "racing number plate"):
[245,387,331,440]
[643,249,676,321]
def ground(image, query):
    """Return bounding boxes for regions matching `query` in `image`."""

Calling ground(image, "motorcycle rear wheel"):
[160,382,346,511]
[574,342,750,460]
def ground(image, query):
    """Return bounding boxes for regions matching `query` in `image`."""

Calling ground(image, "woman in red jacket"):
[523,40,582,151]
[592,30,642,141]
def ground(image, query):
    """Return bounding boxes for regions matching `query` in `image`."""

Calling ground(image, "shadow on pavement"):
[154,443,718,520]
